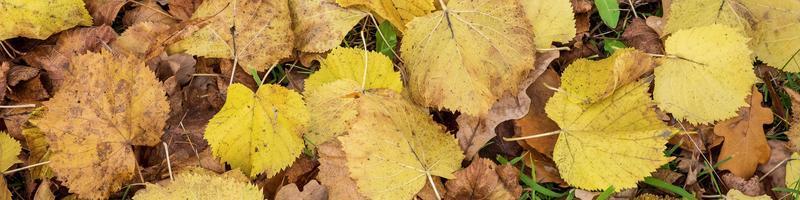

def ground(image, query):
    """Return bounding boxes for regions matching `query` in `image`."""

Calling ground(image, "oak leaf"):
[444,158,522,200]
[654,25,756,124]
[275,180,328,200]
[522,0,577,47]
[561,48,655,106]
[205,83,309,177]
[168,0,293,73]
[39,51,169,199]
[0,0,92,40]
[335,0,433,32]
[400,0,535,116]
[290,0,367,52]
[546,80,673,191]
[132,170,263,200]
[714,87,771,178]
[339,90,464,200]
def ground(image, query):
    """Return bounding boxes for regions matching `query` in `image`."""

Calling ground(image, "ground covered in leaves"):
[0,0,799,199]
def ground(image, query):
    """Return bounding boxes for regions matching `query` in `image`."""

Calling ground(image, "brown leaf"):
[33,181,55,200]
[645,16,666,38]
[522,151,565,184]
[622,18,664,54]
[283,155,318,184]
[112,22,172,59]
[416,176,446,200]
[316,140,368,200]
[714,87,772,178]
[513,68,560,156]
[21,26,117,90]
[168,0,205,20]
[0,62,9,101]
[456,50,560,159]
[444,158,522,200]
[6,65,40,87]
[571,0,593,13]
[84,0,128,25]
[668,124,722,153]
[275,180,328,200]
[721,173,766,196]
[757,141,792,197]
[783,87,800,151]
[7,75,50,102]
[122,0,178,27]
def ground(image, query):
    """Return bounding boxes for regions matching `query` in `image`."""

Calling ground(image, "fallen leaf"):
[304,47,402,93]
[0,0,92,40]
[664,0,755,36]
[714,87,772,178]
[746,1,800,72]
[0,178,10,200]
[21,107,52,180]
[275,180,328,200]
[784,87,800,151]
[33,181,55,200]
[339,90,464,200]
[316,140,368,200]
[7,75,50,102]
[168,0,294,73]
[417,176,447,200]
[645,16,666,36]
[721,173,766,196]
[523,0,576,47]
[547,80,672,191]
[6,65,41,87]
[39,51,169,199]
[456,50,559,159]
[112,22,172,58]
[514,69,561,156]
[757,141,791,196]
[400,0,535,116]
[205,83,309,177]
[654,24,756,124]
[522,151,565,184]
[622,18,665,54]
[283,156,318,184]
[725,189,771,200]
[335,0,433,32]
[84,0,127,25]
[168,0,204,20]
[290,0,367,52]
[561,48,655,107]
[668,124,722,153]
[0,131,21,172]
[122,0,178,27]
[444,158,521,200]
[786,153,799,189]
[132,169,264,199]
[0,62,9,101]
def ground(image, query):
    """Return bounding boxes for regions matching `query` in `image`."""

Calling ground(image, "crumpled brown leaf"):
[0,62,9,101]
[622,18,664,54]
[84,0,128,25]
[33,181,56,200]
[417,176,447,200]
[668,124,722,153]
[275,180,328,200]
[444,158,522,200]
[714,87,772,178]
[316,140,368,200]
[456,50,560,160]
[122,0,178,27]
[112,22,172,59]
[721,173,767,196]
[7,65,40,87]
[168,0,205,20]
[513,68,560,156]
[757,141,792,197]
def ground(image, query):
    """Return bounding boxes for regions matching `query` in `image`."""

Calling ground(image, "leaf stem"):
[3,161,50,175]
[536,47,571,51]
[425,171,442,200]
[359,26,369,92]
[503,130,561,141]
[0,104,36,109]
[162,142,174,181]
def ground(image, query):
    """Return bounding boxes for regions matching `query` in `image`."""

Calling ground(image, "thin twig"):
[503,130,560,141]
[3,161,50,175]
[162,142,174,181]
[359,27,369,92]
[425,172,442,200]
[0,104,36,109]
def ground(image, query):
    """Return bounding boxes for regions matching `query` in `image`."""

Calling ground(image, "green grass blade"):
[596,186,615,200]
[520,174,564,198]
[643,177,696,200]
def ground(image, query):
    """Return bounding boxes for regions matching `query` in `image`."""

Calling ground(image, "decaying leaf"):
[546,80,673,191]
[290,0,367,52]
[622,18,665,55]
[0,0,92,40]
[39,51,169,199]
[0,132,21,172]
[787,152,800,189]
[133,170,263,199]
[561,48,655,106]
[112,22,172,58]
[316,140,368,200]
[654,24,756,124]
[275,180,328,200]
[514,69,561,156]
[122,0,178,27]
[168,0,204,20]
[21,107,53,180]
[725,189,771,200]
[84,0,127,25]
[522,0,576,47]
[785,87,800,151]
[335,0,433,32]
[0,178,10,200]
[33,180,56,200]
[168,0,293,73]
[714,87,771,178]
[339,90,464,200]
[444,158,521,200]
[205,83,309,177]
[401,0,535,116]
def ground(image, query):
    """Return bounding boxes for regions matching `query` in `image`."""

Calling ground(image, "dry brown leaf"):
[522,151,565,185]
[444,158,522,200]
[417,176,446,200]
[33,181,55,200]
[122,0,178,27]
[757,140,791,197]
[168,0,205,20]
[714,87,772,178]
[513,68,561,156]
[456,51,560,160]
[275,180,328,200]
[721,173,767,196]
[39,51,169,199]
[84,0,128,25]
[316,140,368,200]
[0,62,9,101]
[784,87,800,151]
[112,22,172,59]
[622,18,664,55]
[668,124,723,153]
[7,65,40,87]
[8,75,50,102]
[645,16,666,37]
[21,26,117,90]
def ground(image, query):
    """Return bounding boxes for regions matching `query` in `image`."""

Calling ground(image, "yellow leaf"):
[654,24,756,124]
[787,152,800,190]
[0,0,92,40]
[167,0,293,73]
[784,87,800,151]
[401,0,535,116]
[304,47,402,93]
[725,189,771,200]
[339,90,464,200]
[21,107,53,180]
[0,132,21,172]
[38,51,169,199]
[546,80,672,191]
[743,1,800,72]
[132,170,263,200]
[290,0,367,52]
[304,80,361,146]
[561,48,655,106]
[522,0,576,47]
[205,83,309,177]
[663,0,755,36]
[336,0,433,32]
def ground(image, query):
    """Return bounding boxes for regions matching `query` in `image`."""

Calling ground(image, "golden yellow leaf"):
[654,24,756,124]
[522,0,576,47]
[546,80,672,191]
[561,48,655,106]
[132,170,263,200]
[1,178,10,200]
[167,0,293,73]
[336,0,433,32]
[787,152,800,190]
[664,0,755,36]
[304,80,361,146]
[339,90,464,200]
[725,189,771,200]
[205,83,309,177]
[0,132,21,172]
[743,1,800,72]
[21,107,52,180]
[401,0,535,116]
[714,87,771,178]
[39,51,169,199]
[304,47,402,93]
[290,0,367,52]
[0,0,92,40]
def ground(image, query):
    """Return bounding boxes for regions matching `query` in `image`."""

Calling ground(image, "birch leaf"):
[0,132,21,172]
[133,170,263,200]
[787,153,800,190]
[664,0,755,36]
[0,0,92,40]
[561,48,655,106]
[522,0,576,47]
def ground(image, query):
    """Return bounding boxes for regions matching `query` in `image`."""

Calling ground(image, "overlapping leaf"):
[335,0,434,32]
[21,107,52,180]
[0,132,20,172]
[290,0,367,52]
[522,0,576,47]
[713,87,771,178]
[0,0,92,40]
[133,170,263,200]
[561,48,655,106]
